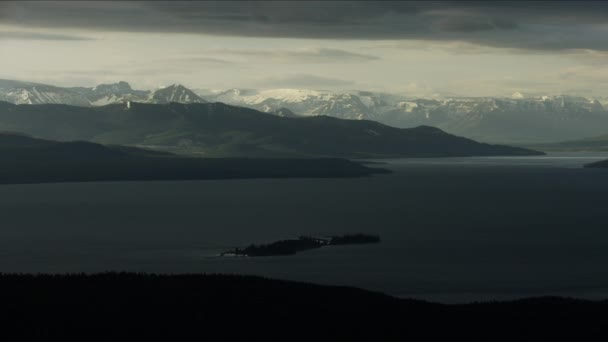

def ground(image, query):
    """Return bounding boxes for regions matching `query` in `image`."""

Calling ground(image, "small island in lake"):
[221,234,380,257]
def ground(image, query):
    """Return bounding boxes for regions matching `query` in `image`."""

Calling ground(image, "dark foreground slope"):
[0,273,606,340]
[585,159,608,168]
[0,133,386,184]
[0,101,541,158]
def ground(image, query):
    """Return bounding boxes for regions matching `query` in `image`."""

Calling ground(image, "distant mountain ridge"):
[530,133,608,152]
[0,101,540,158]
[0,79,91,106]
[204,88,608,143]
[0,79,205,107]
[3,78,607,143]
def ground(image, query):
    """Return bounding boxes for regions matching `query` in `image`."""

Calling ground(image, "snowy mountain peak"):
[511,91,525,99]
[164,83,184,89]
[92,81,133,95]
[149,84,206,104]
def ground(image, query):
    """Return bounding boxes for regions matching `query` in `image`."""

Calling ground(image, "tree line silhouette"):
[0,273,606,340]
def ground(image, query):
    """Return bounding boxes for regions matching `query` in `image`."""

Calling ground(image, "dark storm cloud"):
[433,16,518,32]
[2,1,608,51]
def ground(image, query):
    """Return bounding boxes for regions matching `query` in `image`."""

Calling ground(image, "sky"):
[1,1,608,97]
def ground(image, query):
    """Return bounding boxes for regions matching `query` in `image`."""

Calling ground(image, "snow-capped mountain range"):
[209,88,375,120]
[0,79,206,106]
[203,88,608,143]
[2,79,608,143]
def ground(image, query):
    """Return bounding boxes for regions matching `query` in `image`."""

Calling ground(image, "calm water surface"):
[2,152,608,303]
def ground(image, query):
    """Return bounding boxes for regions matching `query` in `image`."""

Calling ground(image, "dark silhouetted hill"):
[0,273,605,340]
[0,101,542,158]
[585,159,608,168]
[0,132,387,184]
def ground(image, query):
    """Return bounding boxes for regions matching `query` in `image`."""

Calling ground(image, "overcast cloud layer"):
[1,1,608,97]
[3,1,608,50]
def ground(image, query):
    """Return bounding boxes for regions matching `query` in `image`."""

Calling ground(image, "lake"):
[2,152,608,303]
